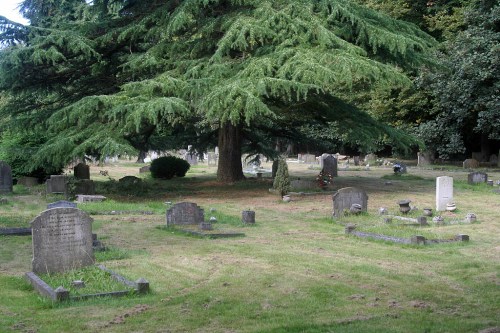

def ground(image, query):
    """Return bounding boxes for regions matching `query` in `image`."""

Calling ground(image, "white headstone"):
[436,176,453,211]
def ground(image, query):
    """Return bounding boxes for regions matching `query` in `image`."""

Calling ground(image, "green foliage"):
[150,156,190,180]
[272,157,290,197]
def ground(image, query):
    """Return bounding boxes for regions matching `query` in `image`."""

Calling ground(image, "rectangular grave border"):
[161,225,245,239]
[25,264,149,302]
[345,225,469,245]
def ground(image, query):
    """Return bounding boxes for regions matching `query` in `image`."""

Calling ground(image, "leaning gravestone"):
[0,161,13,194]
[31,208,94,274]
[47,200,77,209]
[166,202,205,226]
[463,159,479,169]
[436,176,453,211]
[468,172,487,184]
[322,155,338,177]
[73,163,90,180]
[46,175,67,194]
[332,187,368,218]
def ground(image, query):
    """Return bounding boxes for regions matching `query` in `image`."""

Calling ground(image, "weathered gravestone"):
[31,208,94,274]
[18,176,38,187]
[332,187,368,218]
[322,155,338,177]
[353,156,360,166]
[207,152,217,166]
[301,154,317,164]
[463,159,479,169]
[185,153,198,165]
[436,176,453,211]
[417,151,432,166]
[75,179,95,195]
[46,175,67,194]
[139,165,150,173]
[0,161,13,194]
[291,179,317,190]
[73,163,90,180]
[47,200,77,209]
[468,172,487,184]
[166,202,205,226]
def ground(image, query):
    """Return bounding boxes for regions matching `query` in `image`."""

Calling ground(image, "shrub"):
[272,158,290,197]
[150,156,190,179]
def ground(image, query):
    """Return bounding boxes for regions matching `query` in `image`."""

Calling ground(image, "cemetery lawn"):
[0,160,499,333]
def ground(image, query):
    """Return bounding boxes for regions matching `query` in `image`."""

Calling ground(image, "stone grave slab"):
[31,208,94,274]
[166,202,204,226]
[332,187,368,218]
[436,176,453,211]
[73,163,90,180]
[47,200,77,209]
[0,161,13,194]
[467,172,487,184]
[76,195,106,203]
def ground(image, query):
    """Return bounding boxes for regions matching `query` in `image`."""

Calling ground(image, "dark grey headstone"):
[467,172,487,184]
[0,161,13,194]
[47,200,77,209]
[166,202,204,226]
[46,175,67,194]
[322,155,338,177]
[332,187,368,218]
[31,208,94,274]
[73,163,90,180]
[75,179,95,195]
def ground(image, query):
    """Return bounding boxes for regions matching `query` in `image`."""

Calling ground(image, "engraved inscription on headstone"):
[31,208,94,274]
[166,202,205,226]
[332,187,368,218]
[0,161,13,194]
[436,176,453,211]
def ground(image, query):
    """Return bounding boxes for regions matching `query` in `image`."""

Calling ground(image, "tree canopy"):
[0,0,436,181]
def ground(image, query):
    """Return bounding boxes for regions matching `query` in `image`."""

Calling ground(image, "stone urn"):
[423,208,433,217]
[398,200,411,214]
[465,213,477,223]
[446,203,457,212]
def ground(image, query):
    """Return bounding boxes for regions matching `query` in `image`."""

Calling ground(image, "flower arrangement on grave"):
[316,171,333,189]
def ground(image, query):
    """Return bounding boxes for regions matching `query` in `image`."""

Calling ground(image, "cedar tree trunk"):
[217,122,245,182]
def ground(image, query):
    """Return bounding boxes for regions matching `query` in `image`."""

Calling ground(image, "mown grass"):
[0,160,499,333]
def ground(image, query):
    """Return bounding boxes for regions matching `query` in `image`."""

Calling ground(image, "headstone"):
[75,179,95,195]
[76,195,106,203]
[302,154,316,164]
[417,151,431,166]
[18,176,38,187]
[467,172,487,184]
[463,159,479,169]
[30,208,94,274]
[185,152,198,165]
[73,163,90,180]
[0,161,13,194]
[46,175,67,194]
[47,200,77,209]
[139,165,150,173]
[353,156,360,166]
[436,176,453,211]
[166,202,204,226]
[322,155,338,177]
[332,187,368,218]
[207,152,217,166]
[242,210,255,224]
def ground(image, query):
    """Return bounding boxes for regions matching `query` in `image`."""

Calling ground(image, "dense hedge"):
[150,156,190,179]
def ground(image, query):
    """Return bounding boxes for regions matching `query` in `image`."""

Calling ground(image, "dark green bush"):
[150,156,190,179]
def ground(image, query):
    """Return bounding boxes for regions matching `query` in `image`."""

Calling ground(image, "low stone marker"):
[463,159,479,169]
[467,172,487,184]
[139,165,150,173]
[31,208,94,274]
[332,187,368,218]
[0,161,13,194]
[73,163,90,180]
[46,175,67,194]
[242,210,255,224]
[166,202,204,226]
[436,176,453,211]
[76,195,106,203]
[47,200,77,209]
